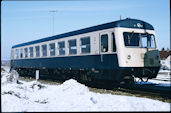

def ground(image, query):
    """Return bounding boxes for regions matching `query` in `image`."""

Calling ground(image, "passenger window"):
[35,46,40,57]
[29,47,33,58]
[20,48,23,58]
[68,39,77,55]
[80,37,90,54]
[58,41,65,55]
[112,33,116,52]
[49,43,55,56]
[24,48,28,58]
[101,34,108,52]
[42,44,47,57]
[16,49,19,59]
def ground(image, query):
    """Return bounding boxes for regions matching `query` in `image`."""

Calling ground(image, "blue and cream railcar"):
[10,18,161,83]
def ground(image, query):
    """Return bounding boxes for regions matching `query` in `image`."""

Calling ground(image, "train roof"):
[12,18,154,48]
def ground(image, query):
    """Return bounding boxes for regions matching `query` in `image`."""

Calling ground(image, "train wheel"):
[121,75,135,86]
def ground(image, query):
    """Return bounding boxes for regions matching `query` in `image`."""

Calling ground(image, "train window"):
[49,43,55,56]
[80,37,90,54]
[141,34,156,48]
[141,35,147,48]
[123,32,156,48]
[42,44,47,57]
[148,35,156,48]
[58,41,65,55]
[68,39,77,55]
[20,48,23,58]
[112,33,116,52]
[35,46,40,57]
[124,32,140,46]
[24,48,28,58]
[29,47,33,58]
[101,34,108,52]
[16,49,19,59]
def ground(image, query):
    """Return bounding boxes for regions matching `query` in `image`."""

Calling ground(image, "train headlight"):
[127,55,131,60]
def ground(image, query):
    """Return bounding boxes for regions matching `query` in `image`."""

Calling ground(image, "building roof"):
[12,18,154,48]
[159,50,171,60]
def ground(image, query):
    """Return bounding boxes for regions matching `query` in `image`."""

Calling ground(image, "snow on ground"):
[1,66,170,112]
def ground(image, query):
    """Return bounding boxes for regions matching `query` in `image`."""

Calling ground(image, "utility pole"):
[49,10,57,35]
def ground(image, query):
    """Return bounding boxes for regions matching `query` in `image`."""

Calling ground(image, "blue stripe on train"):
[11,54,160,81]
[11,54,119,70]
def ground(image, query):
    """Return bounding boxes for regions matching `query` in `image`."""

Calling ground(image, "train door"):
[99,31,118,80]
[100,32,110,54]
[100,31,116,54]
[99,32,111,64]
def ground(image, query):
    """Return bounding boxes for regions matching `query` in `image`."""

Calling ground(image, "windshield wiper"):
[130,31,134,39]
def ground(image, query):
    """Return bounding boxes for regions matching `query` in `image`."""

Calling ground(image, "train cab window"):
[24,48,28,58]
[141,34,156,48]
[35,46,40,57]
[124,32,140,46]
[148,35,156,48]
[112,33,116,52]
[16,49,19,59]
[101,34,108,52]
[29,47,33,58]
[141,35,147,48]
[58,41,65,55]
[123,32,156,48]
[20,48,23,58]
[68,39,77,55]
[42,44,47,57]
[80,37,90,54]
[49,43,55,56]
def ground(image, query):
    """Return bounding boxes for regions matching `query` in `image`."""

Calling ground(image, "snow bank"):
[1,66,170,112]
[1,67,19,85]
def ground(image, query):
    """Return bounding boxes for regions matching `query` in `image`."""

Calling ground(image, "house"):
[160,50,171,70]
[159,49,171,60]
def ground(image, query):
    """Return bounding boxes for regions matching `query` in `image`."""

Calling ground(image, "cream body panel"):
[116,28,160,67]
[11,28,116,60]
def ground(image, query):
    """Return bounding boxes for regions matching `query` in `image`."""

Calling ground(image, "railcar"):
[10,18,161,84]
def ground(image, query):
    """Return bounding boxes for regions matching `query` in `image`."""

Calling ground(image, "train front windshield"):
[123,32,156,48]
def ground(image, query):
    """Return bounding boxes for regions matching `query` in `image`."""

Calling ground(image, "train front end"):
[116,19,161,81]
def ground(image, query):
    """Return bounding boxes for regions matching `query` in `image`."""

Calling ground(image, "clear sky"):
[1,0,170,60]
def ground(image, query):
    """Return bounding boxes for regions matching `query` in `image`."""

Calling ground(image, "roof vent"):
[126,17,131,19]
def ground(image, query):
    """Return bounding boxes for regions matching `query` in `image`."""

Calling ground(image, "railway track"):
[76,78,171,103]
[87,82,171,103]
[119,83,171,98]
[152,78,170,82]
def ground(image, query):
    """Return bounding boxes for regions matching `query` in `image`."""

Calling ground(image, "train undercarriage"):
[12,66,160,87]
